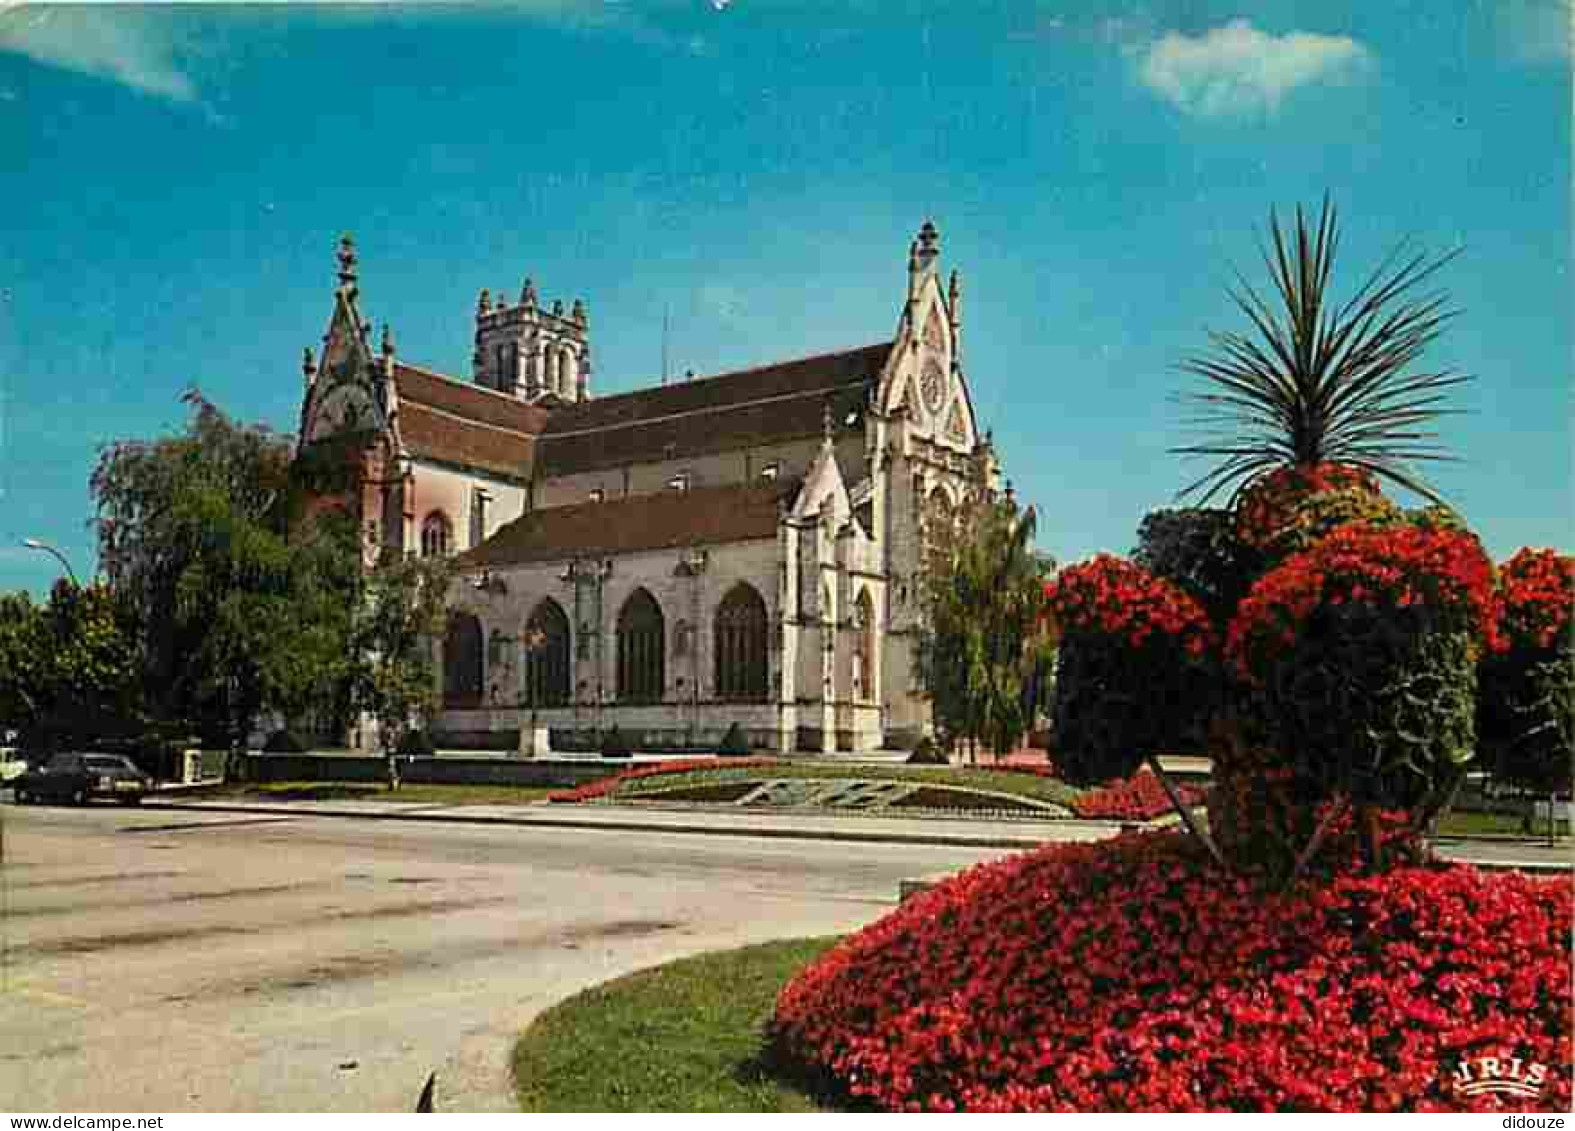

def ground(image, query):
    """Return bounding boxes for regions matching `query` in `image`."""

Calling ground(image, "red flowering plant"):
[1069,768,1204,821]
[1234,462,1389,557]
[1225,522,1499,862]
[770,829,1572,1112]
[1043,556,1219,788]
[1479,548,1575,800]
[548,757,781,803]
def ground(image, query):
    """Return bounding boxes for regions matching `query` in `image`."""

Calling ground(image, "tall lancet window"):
[715,583,769,701]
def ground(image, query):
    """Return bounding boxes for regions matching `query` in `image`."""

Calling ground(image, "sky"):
[0,0,1569,595]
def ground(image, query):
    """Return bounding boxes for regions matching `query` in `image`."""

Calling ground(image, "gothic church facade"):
[295,223,1001,753]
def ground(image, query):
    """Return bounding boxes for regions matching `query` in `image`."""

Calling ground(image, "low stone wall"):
[243,753,610,787]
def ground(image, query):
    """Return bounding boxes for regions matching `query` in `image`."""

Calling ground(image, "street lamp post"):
[22,539,80,587]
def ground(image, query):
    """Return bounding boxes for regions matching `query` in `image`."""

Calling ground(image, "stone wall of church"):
[407,461,528,554]
[438,537,790,748]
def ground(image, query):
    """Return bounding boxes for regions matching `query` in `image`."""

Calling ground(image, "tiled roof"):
[394,362,550,435]
[536,343,890,477]
[393,362,542,480]
[460,478,800,567]
[398,404,534,482]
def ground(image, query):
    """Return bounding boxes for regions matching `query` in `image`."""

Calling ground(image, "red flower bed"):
[1227,522,1501,681]
[1044,555,1216,657]
[548,757,782,803]
[1498,547,1575,652]
[1069,769,1203,820]
[772,831,1571,1112]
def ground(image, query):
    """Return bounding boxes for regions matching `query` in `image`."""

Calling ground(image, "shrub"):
[906,737,950,765]
[396,728,435,757]
[1045,556,1218,785]
[262,728,311,754]
[1480,548,1575,798]
[717,722,752,757]
[1132,507,1262,628]
[1226,523,1497,851]
[1234,463,1386,555]
[600,725,633,759]
[771,830,1572,1112]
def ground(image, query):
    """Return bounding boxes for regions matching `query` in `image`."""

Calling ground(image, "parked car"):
[11,752,153,805]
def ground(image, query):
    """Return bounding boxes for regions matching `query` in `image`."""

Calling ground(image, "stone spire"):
[520,277,537,308]
[477,288,492,317]
[302,345,317,387]
[571,298,586,327]
[336,233,358,290]
[915,219,940,271]
[380,322,396,359]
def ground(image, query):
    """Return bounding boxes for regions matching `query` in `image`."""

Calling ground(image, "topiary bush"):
[1132,506,1263,629]
[262,728,311,754]
[1044,556,1219,785]
[717,722,752,757]
[396,728,435,757]
[600,725,633,759]
[1226,522,1498,863]
[1479,548,1574,802]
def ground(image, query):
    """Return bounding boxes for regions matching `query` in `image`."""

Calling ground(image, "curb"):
[133,799,1066,851]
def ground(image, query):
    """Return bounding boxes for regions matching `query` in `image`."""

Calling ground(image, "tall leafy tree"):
[91,391,354,748]
[0,582,139,751]
[917,493,1055,759]
[1173,197,1466,503]
[350,548,452,753]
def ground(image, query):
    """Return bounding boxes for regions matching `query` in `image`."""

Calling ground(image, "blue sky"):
[1,1,1568,594]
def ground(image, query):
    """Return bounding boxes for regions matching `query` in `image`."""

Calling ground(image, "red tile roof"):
[460,479,800,567]
[393,362,542,480]
[536,343,890,477]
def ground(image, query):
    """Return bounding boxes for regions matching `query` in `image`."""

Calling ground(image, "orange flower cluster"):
[1496,547,1574,653]
[1227,523,1500,681]
[1235,463,1383,551]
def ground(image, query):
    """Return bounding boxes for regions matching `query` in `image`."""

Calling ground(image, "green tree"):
[0,582,139,752]
[917,494,1055,761]
[349,549,452,754]
[91,391,355,750]
[1173,197,1465,504]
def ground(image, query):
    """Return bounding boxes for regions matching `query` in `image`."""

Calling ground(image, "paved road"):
[0,803,1008,1113]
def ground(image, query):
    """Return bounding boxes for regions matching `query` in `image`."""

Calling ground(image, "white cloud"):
[0,4,198,102]
[1138,19,1373,118]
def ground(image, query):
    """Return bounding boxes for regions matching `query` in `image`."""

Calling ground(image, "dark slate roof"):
[459,479,801,567]
[535,343,890,477]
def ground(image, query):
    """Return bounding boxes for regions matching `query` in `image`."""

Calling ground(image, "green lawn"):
[215,781,556,806]
[512,938,842,1112]
[615,761,1082,808]
[1435,809,1570,839]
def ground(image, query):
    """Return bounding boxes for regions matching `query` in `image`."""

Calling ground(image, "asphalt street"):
[0,802,1008,1113]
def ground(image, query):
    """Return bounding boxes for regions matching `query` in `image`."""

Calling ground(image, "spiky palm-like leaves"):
[1174,198,1467,504]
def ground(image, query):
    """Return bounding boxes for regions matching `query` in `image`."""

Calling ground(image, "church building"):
[295,222,1002,754]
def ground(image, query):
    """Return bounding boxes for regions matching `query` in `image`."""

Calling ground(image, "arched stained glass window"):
[443,611,483,708]
[715,583,768,701]
[421,511,452,558]
[616,589,665,704]
[523,599,571,707]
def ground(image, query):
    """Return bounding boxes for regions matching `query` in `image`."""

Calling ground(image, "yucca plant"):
[1174,197,1467,503]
